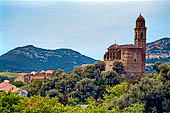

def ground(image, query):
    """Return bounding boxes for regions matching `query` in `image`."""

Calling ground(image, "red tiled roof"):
[0,81,20,92]
[44,70,54,74]
[18,73,29,77]
[31,76,45,80]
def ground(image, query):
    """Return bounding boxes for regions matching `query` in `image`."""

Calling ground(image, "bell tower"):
[134,14,147,74]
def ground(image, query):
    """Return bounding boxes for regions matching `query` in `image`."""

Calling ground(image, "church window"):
[134,59,137,62]
[141,32,143,39]
[140,23,143,27]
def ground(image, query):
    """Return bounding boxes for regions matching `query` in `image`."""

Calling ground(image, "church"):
[104,14,146,76]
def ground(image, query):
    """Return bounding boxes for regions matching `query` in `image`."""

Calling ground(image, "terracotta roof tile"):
[31,76,46,80]
[0,81,20,92]
[18,73,29,77]
[44,70,54,74]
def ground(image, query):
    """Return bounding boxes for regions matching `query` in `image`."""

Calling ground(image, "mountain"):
[0,45,97,72]
[146,37,170,73]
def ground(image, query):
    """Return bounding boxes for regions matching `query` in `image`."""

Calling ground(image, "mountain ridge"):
[0,45,97,72]
[0,37,170,73]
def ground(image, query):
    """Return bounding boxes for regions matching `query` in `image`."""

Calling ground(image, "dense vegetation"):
[0,61,170,113]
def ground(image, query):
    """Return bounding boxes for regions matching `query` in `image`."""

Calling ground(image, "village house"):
[15,70,56,83]
[0,80,27,96]
[30,76,46,82]
[15,73,31,83]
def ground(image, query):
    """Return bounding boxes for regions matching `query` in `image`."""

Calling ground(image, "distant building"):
[30,76,46,82]
[74,64,92,70]
[15,70,55,83]
[0,80,28,96]
[0,80,20,92]
[104,14,146,76]
[44,70,55,78]
[15,73,30,83]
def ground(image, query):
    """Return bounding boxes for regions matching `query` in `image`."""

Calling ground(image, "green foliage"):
[0,91,28,113]
[11,81,24,87]
[21,61,169,113]
[107,77,170,113]
[83,64,100,79]
[152,73,159,79]
[112,60,124,74]
[75,78,97,102]
[23,80,43,97]
[151,61,163,73]
[94,61,106,72]
[118,102,145,113]
[101,71,123,86]
[103,82,128,103]
[24,63,123,104]
[27,95,68,113]
[84,98,110,113]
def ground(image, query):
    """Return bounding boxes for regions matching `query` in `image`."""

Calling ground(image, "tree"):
[101,71,123,86]
[24,80,43,97]
[94,61,106,72]
[0,91,28,112]
[74,78,97,102]
[151,61,163,73]
[11,81,24,87]
[83,64,100,79]
[112,60,124,74]
[104,82,129,103]
[107,77,170,113]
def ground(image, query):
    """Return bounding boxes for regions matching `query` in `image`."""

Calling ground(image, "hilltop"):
[0,45,97,72]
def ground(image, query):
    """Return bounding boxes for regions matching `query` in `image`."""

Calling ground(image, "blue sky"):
[0,0,170,60]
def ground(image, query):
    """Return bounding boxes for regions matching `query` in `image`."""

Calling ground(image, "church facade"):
[104,14,146,75]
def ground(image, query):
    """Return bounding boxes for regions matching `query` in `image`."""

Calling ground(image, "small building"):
[44,70,55,78]
[0,80,20,92]
[15,73,30,83]
[0,80,28,96]
[29,76,46,82]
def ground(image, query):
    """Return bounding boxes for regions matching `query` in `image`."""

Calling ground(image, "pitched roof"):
[30,76,46,80]
[18,73,29,77]
[44,70,54,74]
[0,80,20,92]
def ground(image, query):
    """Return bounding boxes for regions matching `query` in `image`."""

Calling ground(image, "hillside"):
[146,37,170,72]
[0,45,97,72]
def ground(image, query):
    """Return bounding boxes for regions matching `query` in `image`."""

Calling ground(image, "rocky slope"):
[0,45,97,72]
[146,37,170,72]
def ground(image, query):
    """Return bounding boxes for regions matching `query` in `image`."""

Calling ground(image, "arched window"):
[141,32,143,39]
[140,23,143,27]
[134,59,137,62]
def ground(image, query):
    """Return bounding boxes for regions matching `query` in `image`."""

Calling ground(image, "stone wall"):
[121,48,144,75]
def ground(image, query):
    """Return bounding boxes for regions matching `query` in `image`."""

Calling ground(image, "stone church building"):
[104,14,146,75]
